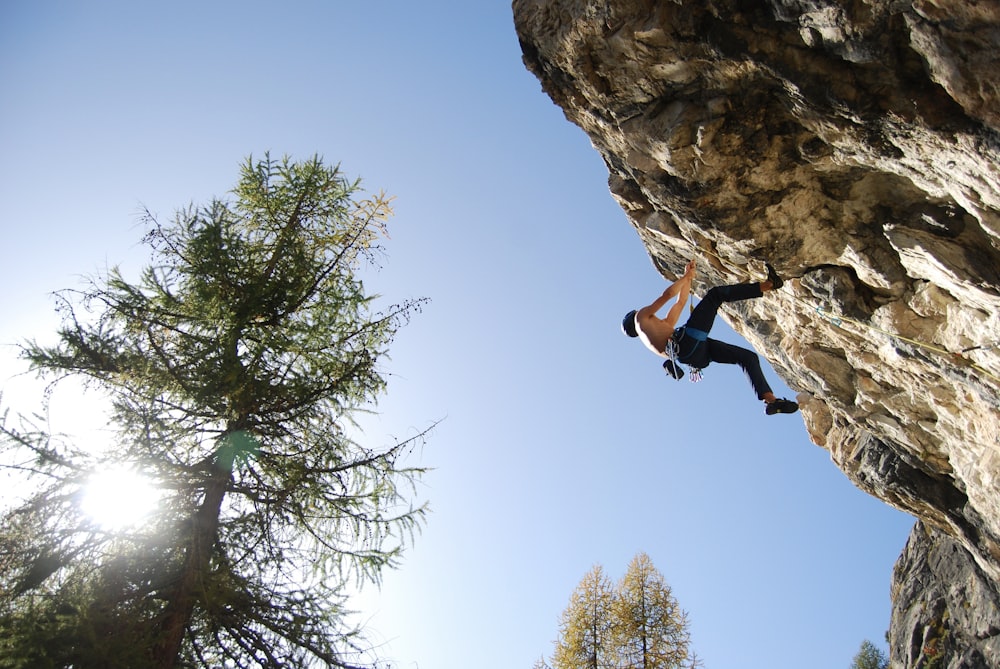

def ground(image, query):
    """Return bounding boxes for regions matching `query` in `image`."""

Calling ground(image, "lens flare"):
[81,465,161,530]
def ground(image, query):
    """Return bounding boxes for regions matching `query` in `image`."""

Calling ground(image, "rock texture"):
[891,521,1000,668]
[513,0,1000,666]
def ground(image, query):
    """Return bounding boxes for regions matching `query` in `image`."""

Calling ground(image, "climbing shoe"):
[765,398,799,415]
[765,263,784,290]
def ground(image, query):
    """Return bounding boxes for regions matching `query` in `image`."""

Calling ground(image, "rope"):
[813,306,952,357]
[690,240,756,279]
[675,241,1000,386]
[814,305,1000,385]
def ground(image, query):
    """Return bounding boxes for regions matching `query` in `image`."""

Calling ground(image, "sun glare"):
[81,465,162,530]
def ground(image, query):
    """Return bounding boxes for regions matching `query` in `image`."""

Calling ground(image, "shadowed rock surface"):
[513,1,1000,666]
[892,521,1000,668]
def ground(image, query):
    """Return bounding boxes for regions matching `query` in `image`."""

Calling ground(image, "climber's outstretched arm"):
[662,271,692,330]
[635,261,696,330]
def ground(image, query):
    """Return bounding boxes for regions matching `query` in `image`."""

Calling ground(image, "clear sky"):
[0,2,915,668]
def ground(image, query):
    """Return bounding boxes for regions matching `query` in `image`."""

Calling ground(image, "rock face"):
[891,521,1000,668]
[513,0,1000,666]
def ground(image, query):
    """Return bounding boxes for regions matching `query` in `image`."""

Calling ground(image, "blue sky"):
[0,2,915,668]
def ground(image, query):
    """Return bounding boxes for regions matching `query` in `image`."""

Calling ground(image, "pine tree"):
[850,639,889,669]
[0,155,430,669]
[613,553,690,669]
[553,565,617,669]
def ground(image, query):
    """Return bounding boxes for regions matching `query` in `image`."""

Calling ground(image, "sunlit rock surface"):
[513,1,1000,666]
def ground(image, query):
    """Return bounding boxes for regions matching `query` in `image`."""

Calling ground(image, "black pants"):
[674,283,773,400]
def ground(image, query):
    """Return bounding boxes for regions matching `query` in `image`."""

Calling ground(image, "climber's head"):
[621,310,639,338]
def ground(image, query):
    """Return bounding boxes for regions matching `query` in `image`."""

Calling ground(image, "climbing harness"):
[665,327,705,382]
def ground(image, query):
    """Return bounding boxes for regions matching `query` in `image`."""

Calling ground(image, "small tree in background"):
[850,639,889,669]
[614,552,690,668]
[0,155,430,668]
[553,564,617,669]
[549,554,696,669]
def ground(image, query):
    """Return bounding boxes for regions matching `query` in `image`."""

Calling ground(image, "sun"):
[81,465,162,530]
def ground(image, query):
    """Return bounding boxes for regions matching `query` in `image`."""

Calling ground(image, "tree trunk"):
[153,463,231,668]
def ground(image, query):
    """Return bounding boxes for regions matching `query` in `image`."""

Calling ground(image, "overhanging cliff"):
[513,0,1000,665]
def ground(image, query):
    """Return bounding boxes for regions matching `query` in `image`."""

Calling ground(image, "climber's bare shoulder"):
[634,308,675,355]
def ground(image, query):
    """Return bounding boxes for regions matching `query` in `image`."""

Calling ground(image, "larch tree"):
[0,155,430,669]
[613,552,690,669]
[547,555,697,669]
[553,564,617,669]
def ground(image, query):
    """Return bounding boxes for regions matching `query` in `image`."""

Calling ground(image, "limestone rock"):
[891,521,1000,669]
[514,1,1000,666]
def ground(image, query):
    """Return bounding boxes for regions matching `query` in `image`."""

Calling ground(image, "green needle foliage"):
[850,640,889,669]
[0,155,430,669]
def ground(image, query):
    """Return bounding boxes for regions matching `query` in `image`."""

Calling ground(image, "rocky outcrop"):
[891,521,1000,669]
[513,0,1000,666]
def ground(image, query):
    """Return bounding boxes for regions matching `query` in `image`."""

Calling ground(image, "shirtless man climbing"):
[622,259,798,415]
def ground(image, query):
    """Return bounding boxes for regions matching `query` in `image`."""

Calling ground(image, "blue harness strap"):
[669,327,706,383]
[684,327,709,341]
[674,326,707,360]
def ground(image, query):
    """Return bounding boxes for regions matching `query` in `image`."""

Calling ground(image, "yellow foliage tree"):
[613,553,690,668]
[553,564,616,669]
[549,554,694,669]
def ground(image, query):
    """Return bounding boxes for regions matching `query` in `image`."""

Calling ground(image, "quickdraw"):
[666,330,705,383]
